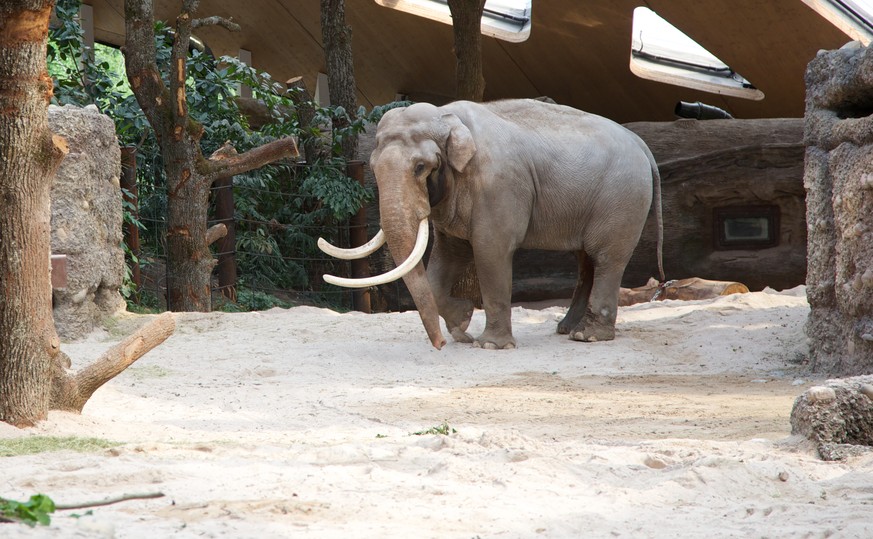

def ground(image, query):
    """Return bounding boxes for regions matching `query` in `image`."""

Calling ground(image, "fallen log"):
[620,277,749,306]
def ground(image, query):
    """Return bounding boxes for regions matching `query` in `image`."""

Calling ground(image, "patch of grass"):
[0,436,119,457]
[126,364,171,379]
[412,421,457,436]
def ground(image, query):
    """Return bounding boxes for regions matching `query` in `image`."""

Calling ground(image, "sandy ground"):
[2,286,873,538]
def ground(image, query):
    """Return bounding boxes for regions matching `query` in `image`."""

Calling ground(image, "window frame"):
[800,0,873,45]
[713,205,781,251]
[629,7,764,101]
[374,0,532,43]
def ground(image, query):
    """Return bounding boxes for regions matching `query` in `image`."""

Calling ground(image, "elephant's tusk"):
[323,219,428,289]
[317,229,386,260]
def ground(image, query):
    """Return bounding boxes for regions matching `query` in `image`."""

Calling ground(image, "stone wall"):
[804,44,873,375]
[49,104,126,340]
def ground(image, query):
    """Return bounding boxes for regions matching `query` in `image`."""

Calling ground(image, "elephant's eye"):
[413,162,426,176]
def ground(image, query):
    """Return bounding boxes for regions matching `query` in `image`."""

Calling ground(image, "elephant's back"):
[479,99,619,133]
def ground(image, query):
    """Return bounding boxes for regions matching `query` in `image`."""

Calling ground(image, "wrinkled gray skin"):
[372,99,661,350]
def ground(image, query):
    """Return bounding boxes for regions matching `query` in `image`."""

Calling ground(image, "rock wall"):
[804,44,873,374]
[49,104,126,340]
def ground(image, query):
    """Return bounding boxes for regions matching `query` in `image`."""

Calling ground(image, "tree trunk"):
[446,0,487,305]
[124,0,298,312]
[320,0,358,162]
[447,0,487,101]
[0,2,178,428]
[0,0,69,427]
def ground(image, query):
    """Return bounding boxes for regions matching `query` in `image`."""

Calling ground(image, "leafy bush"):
[0,494,55,527]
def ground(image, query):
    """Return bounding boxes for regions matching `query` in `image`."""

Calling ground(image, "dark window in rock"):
[713,206,780,250]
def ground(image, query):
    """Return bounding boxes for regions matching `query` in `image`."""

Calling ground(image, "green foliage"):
[412,421,458,436]
[48,0,145,145]
[0,495,56,527]
[47,0,400,311]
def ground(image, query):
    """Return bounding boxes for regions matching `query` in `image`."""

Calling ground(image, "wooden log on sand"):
[620,277,749,306]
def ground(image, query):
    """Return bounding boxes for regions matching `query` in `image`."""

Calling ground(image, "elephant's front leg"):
[428,232,475,343]
[471,244,516,350]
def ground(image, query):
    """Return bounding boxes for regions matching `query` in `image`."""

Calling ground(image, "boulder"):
[790,376,873,460]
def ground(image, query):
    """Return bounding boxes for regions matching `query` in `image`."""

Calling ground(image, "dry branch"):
[50,313,176,412]
[206,223,227,245]
[192,16,239,31]
[204,137,299,183]
[56,492,165,511]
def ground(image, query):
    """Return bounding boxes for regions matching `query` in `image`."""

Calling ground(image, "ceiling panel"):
[85,0,854,122]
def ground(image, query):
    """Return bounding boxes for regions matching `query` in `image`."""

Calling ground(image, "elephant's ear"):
[440,113,476,173]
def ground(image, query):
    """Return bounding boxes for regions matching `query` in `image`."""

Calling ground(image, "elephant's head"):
[318,103,477,349]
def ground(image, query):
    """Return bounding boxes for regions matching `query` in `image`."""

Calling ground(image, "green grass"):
[412,421,457,436]
[0,436,120,457]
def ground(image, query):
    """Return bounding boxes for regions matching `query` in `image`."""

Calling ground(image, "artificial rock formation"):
[790,376,873,460]
[804,43,873,374]
[49,105,126,340]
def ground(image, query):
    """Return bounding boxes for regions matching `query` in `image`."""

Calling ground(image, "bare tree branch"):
[193,16,240,31]
[50,313,176,412]
[206,223,227,246]
[56,492,165,511]
[204,137,299,184]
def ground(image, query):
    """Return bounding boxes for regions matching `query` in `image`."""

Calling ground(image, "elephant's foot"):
[473,330,516,350]
[557,307,586,335]
[570,323,615,343]
[442,298,474,343]
[450,327,474,343]
[556,317,576,335]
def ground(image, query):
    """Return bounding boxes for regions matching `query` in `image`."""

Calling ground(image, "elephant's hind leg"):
[570,258,625,342]
[558,251,593,335]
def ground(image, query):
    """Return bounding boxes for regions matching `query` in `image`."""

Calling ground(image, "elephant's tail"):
[648,150,665,283]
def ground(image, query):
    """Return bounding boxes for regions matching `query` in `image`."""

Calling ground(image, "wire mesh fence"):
[132,161,361,312]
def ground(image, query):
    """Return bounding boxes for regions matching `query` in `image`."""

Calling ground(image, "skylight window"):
[629,7,764,101]
[374,0,531,43]
[800,0,873,44]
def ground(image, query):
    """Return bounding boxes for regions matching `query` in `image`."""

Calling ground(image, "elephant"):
[319,99,663,350]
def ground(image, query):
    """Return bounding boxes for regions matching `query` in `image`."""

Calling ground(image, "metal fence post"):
[120,146,141,302]
[213,174,237,301]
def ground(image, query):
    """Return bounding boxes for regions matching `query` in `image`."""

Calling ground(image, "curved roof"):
[87,0,852,122]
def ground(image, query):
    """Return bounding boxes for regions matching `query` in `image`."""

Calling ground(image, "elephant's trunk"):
[399,259,446,350]
[381,211,446,350]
